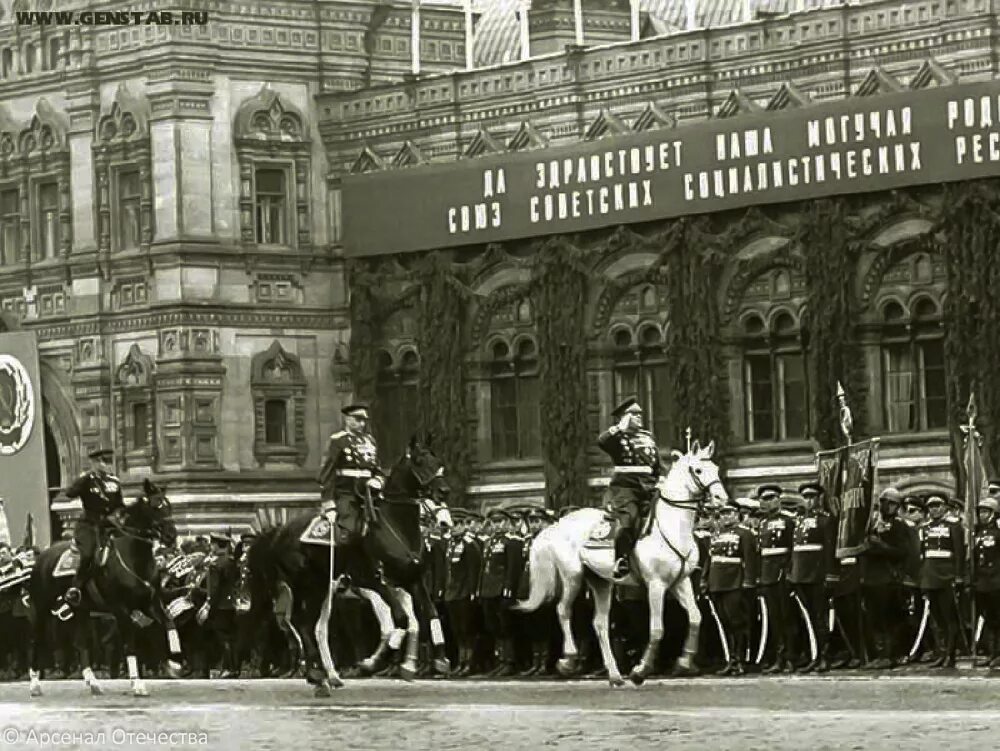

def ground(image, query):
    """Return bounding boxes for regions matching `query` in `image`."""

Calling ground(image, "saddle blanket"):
[166,596,195,619]
[583,516,619,549]
[300,514,336,547]
[52,546,109,578]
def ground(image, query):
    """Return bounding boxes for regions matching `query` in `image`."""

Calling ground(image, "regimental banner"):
[342,79,1000,257]
[835,439,879,559]
[815,447,845,518]
[0,331,51,548]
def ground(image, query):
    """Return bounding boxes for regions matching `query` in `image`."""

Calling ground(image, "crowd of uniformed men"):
[2,475,1000,681]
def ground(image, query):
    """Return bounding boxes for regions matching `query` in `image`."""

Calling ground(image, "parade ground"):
[1,673,998,750]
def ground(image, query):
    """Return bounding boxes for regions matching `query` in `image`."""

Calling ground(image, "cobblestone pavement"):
[1,674,998,751]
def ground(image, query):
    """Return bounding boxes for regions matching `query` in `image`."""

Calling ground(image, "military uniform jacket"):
[789,512,836,585]
[479,533,524,600]
[444,533,482,602]
[66,469,125,520]
[317,430,384,500]
[756,514,794,586]
[900,519,922,587]
[918,519,965,589]
[706,526,758,592]
[597,426,662,495]
[860,518,909,586]
[206,553,239,611]
[516,534,535,600]
[422,532,448,601]
[973,523,1000,592]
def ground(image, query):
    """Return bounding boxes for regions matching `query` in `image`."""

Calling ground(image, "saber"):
[792,591,818,662]
[908,595,930,661]
[974,614,985,650]
[755,595,769,665]
[827,597,836,634]
[706,596,730,665]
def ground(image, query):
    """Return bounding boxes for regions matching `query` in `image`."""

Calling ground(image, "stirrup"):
[65,587,82,606]
[51,599,75,621]
[613,557,630,577]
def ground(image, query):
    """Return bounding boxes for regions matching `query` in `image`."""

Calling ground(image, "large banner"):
[816,446,845,518]
[835,439,879,559]
[0,331,51,548]
[343,79,1000,257]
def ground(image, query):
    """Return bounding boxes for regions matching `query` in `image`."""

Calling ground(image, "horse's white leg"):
[672,577,702,676]
[395,587,420,680]
[556,570,584,676]
[82,665,103,696]
[589,578,625,687]
[630,578,666,686]
[357,587,396,674]
[127,655,148,697]
[312,587,344,695]
[29,668,42,698]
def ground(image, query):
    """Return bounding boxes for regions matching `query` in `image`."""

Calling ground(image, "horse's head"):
[664,439,729,510]
[388,433,449,499]
[420,497,454,532]
[128,478,177,546]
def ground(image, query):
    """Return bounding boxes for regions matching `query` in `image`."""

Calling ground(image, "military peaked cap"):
[757,484,783,500]
[341,403,370,417]
[798,482,825,497]
[611,397,642,419]
[88,446,114,460]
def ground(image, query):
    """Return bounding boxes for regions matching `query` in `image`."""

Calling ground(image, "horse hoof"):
[132,684,150,698]
[314,681,332,698]
[357,659,378,676]
[400,664,417,682]
[88,682,104,696]
[29,684,42,698]
[556,657,579,677]
[434,658,451,676]
[166,661,184,680]
[329,675,345,689]
[628,668,647,687]
[608,675,626,688]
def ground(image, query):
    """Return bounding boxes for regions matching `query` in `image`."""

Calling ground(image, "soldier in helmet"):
[972,496,1000,668]
[58,446,126,613]
[598,397,663,579]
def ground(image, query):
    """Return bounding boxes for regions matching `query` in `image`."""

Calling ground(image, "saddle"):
[52,543,111,579]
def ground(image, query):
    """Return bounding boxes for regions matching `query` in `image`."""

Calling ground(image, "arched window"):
[374,349,420,465]
[880,296,946,432]
[611,324,672,444]
[874,250,947,433]
[489,337,541,460]
[607,283,672,444]
[741,309,809,443]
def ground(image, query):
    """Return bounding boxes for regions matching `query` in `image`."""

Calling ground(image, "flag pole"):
[960,392,981,664]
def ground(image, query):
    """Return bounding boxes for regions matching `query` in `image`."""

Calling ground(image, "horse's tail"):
[512,531,559,613]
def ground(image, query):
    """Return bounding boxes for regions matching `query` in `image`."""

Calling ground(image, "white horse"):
[514,440,728,686]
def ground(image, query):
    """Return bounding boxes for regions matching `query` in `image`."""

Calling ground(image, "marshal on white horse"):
[514,440,728,686]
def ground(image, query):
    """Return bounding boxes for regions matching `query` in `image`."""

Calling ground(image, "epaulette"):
[330,431,346,440]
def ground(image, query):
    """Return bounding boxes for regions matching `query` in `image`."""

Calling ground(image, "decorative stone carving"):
[250,340,308,467]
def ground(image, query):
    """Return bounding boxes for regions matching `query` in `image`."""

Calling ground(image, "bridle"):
[659,459,724,513]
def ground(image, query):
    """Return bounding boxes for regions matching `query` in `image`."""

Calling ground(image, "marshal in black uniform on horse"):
[598,397,664,578]
[58,446,126,612]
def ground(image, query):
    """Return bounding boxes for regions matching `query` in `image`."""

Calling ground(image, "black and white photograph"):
[1,0,999,748]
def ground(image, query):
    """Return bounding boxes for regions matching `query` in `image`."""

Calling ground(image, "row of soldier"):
[4,478,999,680]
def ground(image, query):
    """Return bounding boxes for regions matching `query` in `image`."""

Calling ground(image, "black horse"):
[28,478,183,697]
[247,434,451,695]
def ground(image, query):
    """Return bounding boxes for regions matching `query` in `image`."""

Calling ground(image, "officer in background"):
[443,509,483,677]
[317,404,385,546]
[972,496,1000,668]
[478,509,523,677]
[705,503,758,676]
[200,533,240,678]
[860,488,910,669]
[755,484,794,673]
[60,447,126,611]
[899,495,926,661]
[919,494,966,668]
[788,483,836,673]
[598,398,663,579]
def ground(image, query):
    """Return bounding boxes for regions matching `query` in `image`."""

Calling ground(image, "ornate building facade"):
[319,0,1000,509]
[0,0,483,535]
[2,0,996,532]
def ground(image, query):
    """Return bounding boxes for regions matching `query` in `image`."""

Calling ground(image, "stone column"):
[146,70,216,243]
[65,81,99,252]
